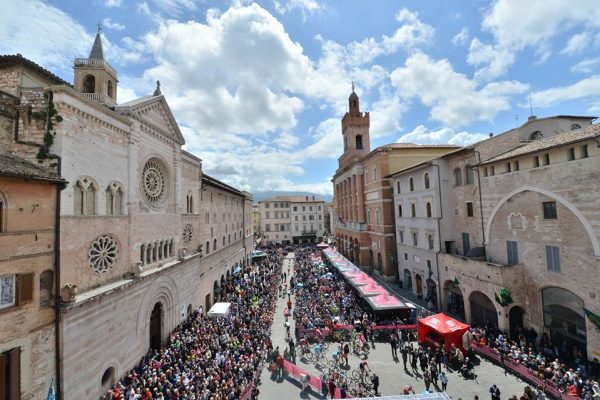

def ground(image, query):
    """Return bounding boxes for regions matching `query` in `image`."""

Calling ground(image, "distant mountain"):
[251,191,332,203]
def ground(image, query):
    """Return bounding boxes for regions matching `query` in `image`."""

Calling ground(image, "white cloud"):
[469,0,600,79]
[390,53,528,127]
[398,125,487,146]
[276,132,300,149]
[561,32,590,55]
[0,0,92,76]
[273,0,323,20]
[381,9,434,53]
[588,101,600,114]
[102,18,125,31]
[369,89,405,138]
[571,58,600,74]
[303,118,342,159]
[530,75,600,108]
[104,0,122,7]
[451,27,469,46]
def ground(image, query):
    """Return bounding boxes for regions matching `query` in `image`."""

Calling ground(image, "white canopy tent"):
[207,302,231,318]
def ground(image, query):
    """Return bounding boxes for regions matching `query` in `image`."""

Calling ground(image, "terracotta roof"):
[0,151,64,182]
[0,54,71,86]
[480,124,600,165]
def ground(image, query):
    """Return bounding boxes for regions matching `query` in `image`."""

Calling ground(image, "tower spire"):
[89,27,105,60]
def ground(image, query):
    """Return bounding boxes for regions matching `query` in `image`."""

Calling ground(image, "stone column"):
[357,173,365,222]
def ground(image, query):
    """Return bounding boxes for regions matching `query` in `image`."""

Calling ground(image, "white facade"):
[392,159,453,310]
[259,197,291,244]
[290,196,325,243]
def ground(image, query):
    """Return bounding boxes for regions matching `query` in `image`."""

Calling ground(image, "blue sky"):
[1,0,600,195]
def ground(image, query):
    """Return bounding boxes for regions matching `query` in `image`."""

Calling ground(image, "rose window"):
[142,158,168,208]
[88,235,118,273]
[183,224,193,246]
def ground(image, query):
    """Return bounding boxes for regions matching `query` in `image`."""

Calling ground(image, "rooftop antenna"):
[529,90,533,116]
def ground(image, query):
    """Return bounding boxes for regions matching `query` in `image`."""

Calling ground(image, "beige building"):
[0,32,253,399]
[259,197,291,245]
[0,151,64,400]
[392,114,600,360]
[252,204,261,236]
[333,88,457,280]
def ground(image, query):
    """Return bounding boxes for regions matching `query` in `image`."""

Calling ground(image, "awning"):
[316,241,330,248]
[207,302,231,318]
[349,273,377,287]
[365,293,406,310]
[356,282,388,297]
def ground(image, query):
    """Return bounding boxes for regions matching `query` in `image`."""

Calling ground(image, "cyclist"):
[313,342,323,358]
[299,338,309,354]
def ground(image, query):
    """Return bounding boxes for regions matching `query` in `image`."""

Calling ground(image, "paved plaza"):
[259,253,530,400]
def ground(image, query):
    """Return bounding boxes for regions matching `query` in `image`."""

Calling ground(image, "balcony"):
[82,92,117,107]
[74,58,117,77]
[300,230,317,235]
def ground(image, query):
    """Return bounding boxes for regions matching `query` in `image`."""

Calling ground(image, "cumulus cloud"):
[530,75,600,108]
[104,0,122,7]
[468,0,600,79]
[451,27,469,46]
[103,18,125,31]
[398,125,487,146]
[390,53,528,127]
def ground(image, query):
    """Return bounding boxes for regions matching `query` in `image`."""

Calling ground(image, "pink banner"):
[282,360,343,398]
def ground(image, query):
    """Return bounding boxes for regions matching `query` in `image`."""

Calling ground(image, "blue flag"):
[47,379,56,400]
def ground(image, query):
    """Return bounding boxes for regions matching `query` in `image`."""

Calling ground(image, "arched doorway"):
[425,279,438,310]
[444,281,465,320]
[100,367,115,394]
[542,287,586,356]
[377,253,383,273]
[509,306,524,340]
[403,269,412,291]
[213,280,220,302]
[187,304,193,318]
[415,274,423,299]
[149,302,163,350]
[470,291,498,328]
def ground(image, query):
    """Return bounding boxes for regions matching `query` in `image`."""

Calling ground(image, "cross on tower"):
[97,23,102,34]
[351,81,355,92]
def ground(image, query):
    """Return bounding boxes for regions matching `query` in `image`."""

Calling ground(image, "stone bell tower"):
[339,83,370,168]
[74,26,118,106]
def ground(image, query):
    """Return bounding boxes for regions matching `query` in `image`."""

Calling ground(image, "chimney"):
[312,195,315,201]
[528,115,537,122]
[305,196,308,201]
[489,132,494,137]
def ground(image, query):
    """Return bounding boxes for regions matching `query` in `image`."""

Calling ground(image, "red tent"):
[418,313,470,354]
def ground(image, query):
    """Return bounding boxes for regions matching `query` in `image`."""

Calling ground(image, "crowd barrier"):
[282,359,343,398]
[472,342,580,400]
[297,323,416,339]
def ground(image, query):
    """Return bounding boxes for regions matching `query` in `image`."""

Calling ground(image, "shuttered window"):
[546,246,560,272]
[0,347,21,400]
[16,273,34,305]
[506,241,518,265]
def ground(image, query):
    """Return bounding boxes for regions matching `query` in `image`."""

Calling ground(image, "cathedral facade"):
[0,33,252,399]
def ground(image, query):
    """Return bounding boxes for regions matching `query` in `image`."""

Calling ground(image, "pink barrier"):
[282,360,343,398]
[472,342,580,400]
[239,365,263,400]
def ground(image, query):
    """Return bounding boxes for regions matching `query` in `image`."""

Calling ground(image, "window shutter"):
[16,273,34,305]
[9,347,21,400]
[545,246,554,271]
[553,247,560,271]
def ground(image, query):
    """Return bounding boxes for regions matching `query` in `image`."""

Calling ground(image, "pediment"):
[117,95,185,145]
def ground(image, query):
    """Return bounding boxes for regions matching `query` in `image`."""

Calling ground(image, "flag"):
[584,308,600,333]
[453,277,459,286]
[47,379,56,400]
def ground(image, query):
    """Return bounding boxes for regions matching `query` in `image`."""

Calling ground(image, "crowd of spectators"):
[473,324,600,399]
[103,249,284,400]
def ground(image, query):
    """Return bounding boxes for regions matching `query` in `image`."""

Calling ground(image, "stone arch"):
[469,290,498,328]
[98,357,121,396]
[485,185,600,256]
[443,280,465,320]
[136,275,178,337]
[83,74,95,93]
[508,305,525,340]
